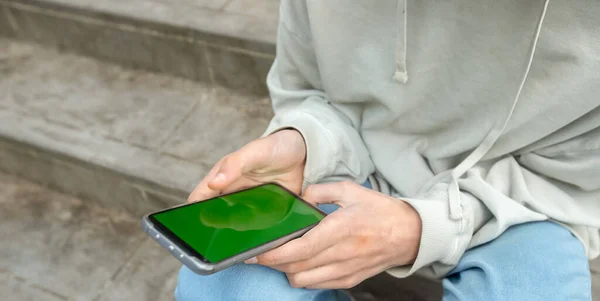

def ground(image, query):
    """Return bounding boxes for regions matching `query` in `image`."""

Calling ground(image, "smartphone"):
[141,183,326,275]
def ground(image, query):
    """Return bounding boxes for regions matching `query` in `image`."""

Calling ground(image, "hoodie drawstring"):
[447,0,551,220]
[394,0,409,83]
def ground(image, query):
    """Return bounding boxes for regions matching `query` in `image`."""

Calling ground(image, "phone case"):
[141,214,317,275]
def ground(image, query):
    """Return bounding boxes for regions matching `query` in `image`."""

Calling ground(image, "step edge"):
[0,0,276,96]
[1,0,277,54]
[0,110,205,217]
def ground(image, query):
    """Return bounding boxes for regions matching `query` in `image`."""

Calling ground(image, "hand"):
[187,129,307,202]
[249,181,422,289]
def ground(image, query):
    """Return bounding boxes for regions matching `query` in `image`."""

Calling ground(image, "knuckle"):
[283,263,301,274]
[324,215,348,230]
[319,217,341,233]
[287,275,303,288]
[303,186,315,198]
[224,152,244,165]
[220,154,234,166]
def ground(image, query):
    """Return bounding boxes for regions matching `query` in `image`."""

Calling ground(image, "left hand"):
[246,181,422,289]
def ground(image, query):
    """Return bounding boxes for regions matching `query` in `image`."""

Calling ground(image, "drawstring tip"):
[393,70,408,84]
[448,178,463,220]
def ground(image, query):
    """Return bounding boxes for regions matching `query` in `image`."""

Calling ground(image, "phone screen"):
[149,183,325,263]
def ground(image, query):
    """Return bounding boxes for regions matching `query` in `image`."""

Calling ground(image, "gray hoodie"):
[263,0,600,278]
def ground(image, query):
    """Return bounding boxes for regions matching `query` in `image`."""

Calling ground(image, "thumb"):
[207,138,272,190]
[301,181,361,208]
[206,154,244,190]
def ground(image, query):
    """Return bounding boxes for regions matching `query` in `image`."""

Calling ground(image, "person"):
[175,1,599,300]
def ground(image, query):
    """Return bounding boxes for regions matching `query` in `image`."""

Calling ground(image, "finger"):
[302,181,363,208]
[187,160,223,203]
[286,257,375,288]
[253,236,320,266]
[255,216,348,266]
[304,264,386,290]
[271,239,368,273]
[207,138,273,191]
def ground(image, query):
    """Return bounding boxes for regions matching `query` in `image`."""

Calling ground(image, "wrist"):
[399,201,422,264]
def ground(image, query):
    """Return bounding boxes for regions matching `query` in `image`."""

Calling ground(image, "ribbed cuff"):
[262,110,338,190]
[387,185,472,278]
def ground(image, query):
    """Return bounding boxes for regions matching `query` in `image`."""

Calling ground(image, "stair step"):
[0,38,272,217]
[0,0,278,95]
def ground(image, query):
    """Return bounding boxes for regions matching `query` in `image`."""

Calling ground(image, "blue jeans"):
[175,182,592,301]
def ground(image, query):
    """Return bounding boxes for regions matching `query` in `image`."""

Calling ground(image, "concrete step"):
[0,37,272,217]
[0,0,278,95]
[0,171,181,301]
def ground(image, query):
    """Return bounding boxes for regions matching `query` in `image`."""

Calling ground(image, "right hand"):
[187,129,307,203]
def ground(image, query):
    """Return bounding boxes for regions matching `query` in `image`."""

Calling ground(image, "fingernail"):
[245,257,257,264]
[214,173,226,183]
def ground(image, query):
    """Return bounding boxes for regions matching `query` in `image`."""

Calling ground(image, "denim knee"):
[443,221,591,301]
[175,264,346,301]
[174,264,292,301]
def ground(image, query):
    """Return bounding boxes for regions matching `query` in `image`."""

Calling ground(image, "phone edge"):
[141,215,316,275]
[141,215,216,275]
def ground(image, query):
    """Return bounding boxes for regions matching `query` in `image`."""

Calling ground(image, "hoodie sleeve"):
[263,0,375,188]
[388,127,600,278]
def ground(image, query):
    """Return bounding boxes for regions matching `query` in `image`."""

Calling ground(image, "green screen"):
[151,183,324,263]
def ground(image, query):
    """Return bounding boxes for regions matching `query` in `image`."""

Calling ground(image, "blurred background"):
[0,0,597,300]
